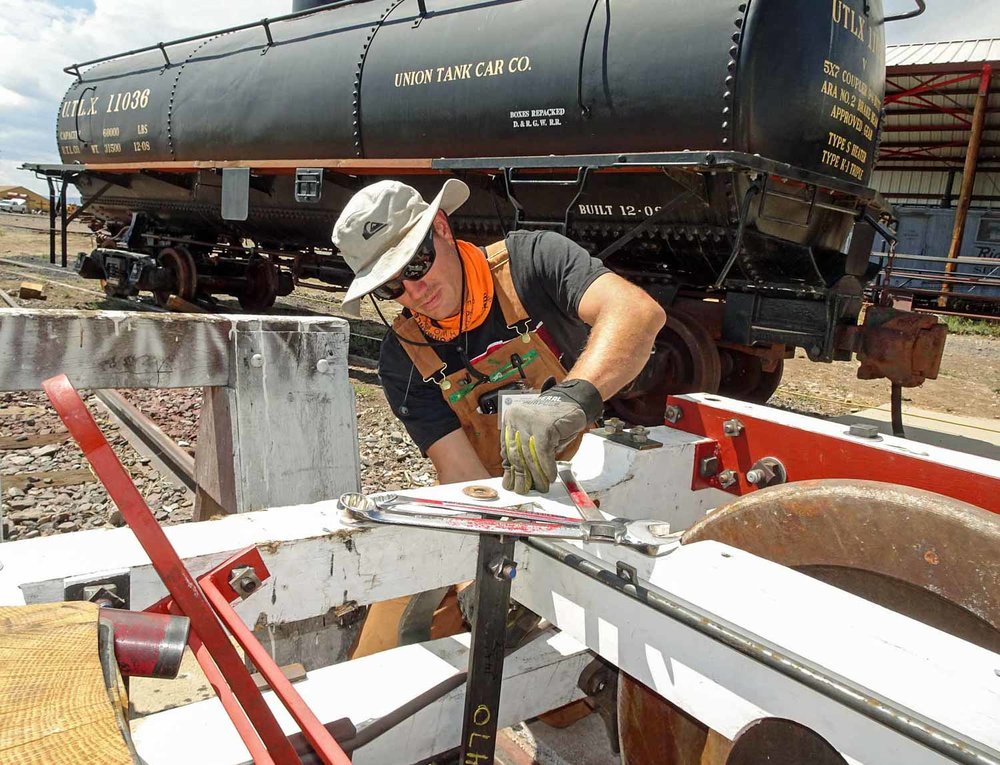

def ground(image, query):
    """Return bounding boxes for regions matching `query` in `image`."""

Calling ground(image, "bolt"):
[316,358,331,374]
[718,469,738,489]
[699,455,720,478]
[603,417,625,435]
[723,418,744,437]
[630,425,648,444]
[848,423,880,439]
[488,555,517,581]
[746,468,765,485]
[250,353,264,368]
[228,565,262,597]
[664,405,684,424]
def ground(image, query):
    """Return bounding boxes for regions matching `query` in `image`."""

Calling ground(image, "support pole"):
[47,177,56,265]
[59,176,69,268]
[939,64,992,307]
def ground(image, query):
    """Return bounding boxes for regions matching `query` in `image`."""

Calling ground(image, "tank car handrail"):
[62,0,378,79]
[884,0,926,23]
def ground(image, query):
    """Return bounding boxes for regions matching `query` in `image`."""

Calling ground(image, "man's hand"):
[500,379,603,494]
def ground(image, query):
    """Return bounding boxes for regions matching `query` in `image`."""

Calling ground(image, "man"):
[333,178,666,494]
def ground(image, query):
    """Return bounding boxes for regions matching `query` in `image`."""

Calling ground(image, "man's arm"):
[426,429,492,484]
[568,272,666,398]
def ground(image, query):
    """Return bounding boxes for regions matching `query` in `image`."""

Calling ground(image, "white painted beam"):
[0,309,348,390]
[512,539,1000,765]
[130,630,592,765]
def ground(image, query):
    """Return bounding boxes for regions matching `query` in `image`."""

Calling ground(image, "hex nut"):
[603,417,625,435]
[718,469,738,489]
[630,425,649,444]
[722,418,744,437]
[664,405,684,424]
[228,566,262,597]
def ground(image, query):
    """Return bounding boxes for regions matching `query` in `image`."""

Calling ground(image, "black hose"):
[891,382,906,438]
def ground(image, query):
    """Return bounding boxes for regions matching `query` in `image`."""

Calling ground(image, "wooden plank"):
[0,602,133,764]
[0,432,66,451]
[226,327,359,511]
[0,309,349,392]
[4,467,95,492]
[251,662,306,691]
[0,406,47,418]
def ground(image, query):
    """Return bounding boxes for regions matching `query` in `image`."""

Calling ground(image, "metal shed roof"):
[877,38,999,208]
[886,38,1000,74]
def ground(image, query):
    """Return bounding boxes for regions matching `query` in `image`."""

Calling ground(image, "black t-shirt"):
[378,230,610,454]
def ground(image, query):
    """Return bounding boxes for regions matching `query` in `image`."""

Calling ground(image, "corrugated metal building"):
[874,38,999,208]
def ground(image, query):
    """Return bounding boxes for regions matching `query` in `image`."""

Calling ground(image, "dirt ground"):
[2,213,998,428]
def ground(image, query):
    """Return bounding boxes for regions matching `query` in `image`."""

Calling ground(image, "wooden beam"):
[0,309,358,513]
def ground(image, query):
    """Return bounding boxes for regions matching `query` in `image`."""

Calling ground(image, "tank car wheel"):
[153,246,197,308]
[718,349,763,400]
[617,480,1000,765]
[238,257,279,312]
[718,353,784,404]
[610,312,721,426]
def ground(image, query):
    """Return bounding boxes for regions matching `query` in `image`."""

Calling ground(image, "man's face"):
[392,213,463,320]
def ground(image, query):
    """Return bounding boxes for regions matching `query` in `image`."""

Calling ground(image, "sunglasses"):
[372,226,437,301]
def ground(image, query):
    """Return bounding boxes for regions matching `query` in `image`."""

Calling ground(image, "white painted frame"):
[0,308,360,512]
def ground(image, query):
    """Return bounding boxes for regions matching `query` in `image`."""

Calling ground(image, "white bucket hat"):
[332,178,470,318]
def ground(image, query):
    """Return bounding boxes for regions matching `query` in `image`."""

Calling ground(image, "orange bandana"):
[414,240,494,341]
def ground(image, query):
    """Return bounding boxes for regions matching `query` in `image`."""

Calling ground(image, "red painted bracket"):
[666,395,999,512]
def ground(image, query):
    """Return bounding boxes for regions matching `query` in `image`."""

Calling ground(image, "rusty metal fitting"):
[723,418,745,437]
[664,405,684,424]
[718,469,738,489]
[228,565,263,598]
[853,306,947,388]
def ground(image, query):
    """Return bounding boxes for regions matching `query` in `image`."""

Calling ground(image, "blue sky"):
[1,0,997,196]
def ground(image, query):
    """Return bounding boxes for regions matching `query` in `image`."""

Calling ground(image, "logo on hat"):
[362,220,388,240]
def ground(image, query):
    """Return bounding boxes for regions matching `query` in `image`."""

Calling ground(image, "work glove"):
[501,379,604,494]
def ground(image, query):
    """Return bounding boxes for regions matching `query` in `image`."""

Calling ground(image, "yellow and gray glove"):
[500,379,604,494]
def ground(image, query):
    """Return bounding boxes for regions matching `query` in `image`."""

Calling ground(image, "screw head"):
[316,358,331,374]
[699,455,720,478]
[250,353,264,368]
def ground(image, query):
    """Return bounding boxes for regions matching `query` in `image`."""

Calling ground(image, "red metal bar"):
[665,396,999,513]
[198,549,352,765]
[41,374,301,765]
[190,629,277,765]
[884,71,981,104]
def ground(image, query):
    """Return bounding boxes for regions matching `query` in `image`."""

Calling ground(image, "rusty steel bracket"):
[850,305,947,387]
